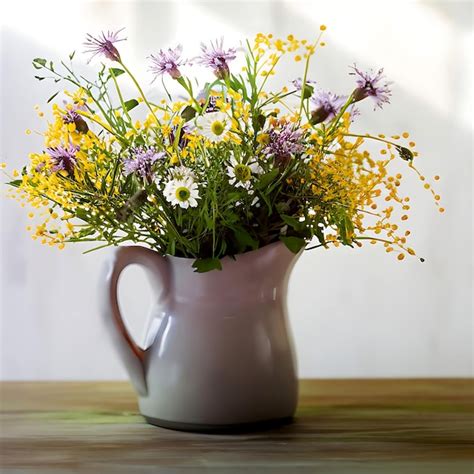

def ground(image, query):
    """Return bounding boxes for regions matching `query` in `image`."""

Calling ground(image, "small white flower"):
[195,111,231,142]
[226,154,263,190]
[169,165,196,182]
[251,196,260,207]
[163,178,200,209]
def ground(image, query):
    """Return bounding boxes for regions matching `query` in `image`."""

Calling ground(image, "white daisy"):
[195,111,231,142]
[226,155,263,190]
[169,165,196,182]
[163,178,200,209]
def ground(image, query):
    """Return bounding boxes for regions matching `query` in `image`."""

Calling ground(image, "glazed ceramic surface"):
[100,242,301,430]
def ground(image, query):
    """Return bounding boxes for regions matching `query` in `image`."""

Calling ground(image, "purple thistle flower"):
[47,144,79,174]
[194,38,237,79]
[84,28,126,63]
[149,45,185,80]
[350,64,392,109]
[310,89,347,124]
[123,146,165,179]
[263,123,304,167]
[62,109,80,124]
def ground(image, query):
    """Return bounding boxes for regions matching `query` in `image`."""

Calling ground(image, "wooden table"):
[1,380,472,473]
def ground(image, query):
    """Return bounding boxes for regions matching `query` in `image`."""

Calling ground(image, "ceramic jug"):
[100,241,300,432]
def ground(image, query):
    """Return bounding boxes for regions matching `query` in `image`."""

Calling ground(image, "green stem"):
[325,93,355,136]
[343,133,400,148]
[298,32,323,120]
[177,77,202,112]
[110,67,133,123]
[256,56,281,99]
[119,61,161,125]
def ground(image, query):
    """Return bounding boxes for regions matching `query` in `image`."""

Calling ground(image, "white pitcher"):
[100,241,300,432]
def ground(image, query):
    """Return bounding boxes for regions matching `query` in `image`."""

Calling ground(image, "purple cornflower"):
[47,144,79,174]
[263,123,304,167]
[194,38,237,79]
[123,147,165,179]
[84,28,126,63]
[310,89,347,124]
[149,45,185,80]
[350,64,392,109]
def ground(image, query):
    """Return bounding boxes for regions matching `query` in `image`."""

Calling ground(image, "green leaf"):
[259,192,273,215]
[33,58,47,68]
[167,239,176,256]
[181,105,196,121]
[232,226,258,252]
[226,192,241,204]
[69,51,76,61]
[225,212,240,224]
[34,76,45,81]
[77,227,95,238]
[109,67,125,77]
[252,113,266,133]
[280,236,306,254]
[335,212,354,245]
[280,214,302,231]
[75,208,90,223]
[47,91,59,103]
[256,168,279,190]
[302,83,314,100]
[228,75,242,91]
[192,258,222,273]
[6,179,22,188]
[123,99,139,111]
[314,223,326,245]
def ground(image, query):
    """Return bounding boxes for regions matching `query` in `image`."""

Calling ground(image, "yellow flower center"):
[234,164,252,182]
[175,186,190,202]
[211,120,225,136]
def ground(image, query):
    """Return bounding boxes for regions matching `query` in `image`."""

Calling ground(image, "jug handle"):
[100,246,170,397]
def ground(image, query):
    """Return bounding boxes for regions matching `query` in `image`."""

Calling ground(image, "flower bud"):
[351,87,369,103]
[310,107,331,125]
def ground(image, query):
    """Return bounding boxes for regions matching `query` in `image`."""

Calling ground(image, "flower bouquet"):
[4,27,441,270]
[2,27,443,431]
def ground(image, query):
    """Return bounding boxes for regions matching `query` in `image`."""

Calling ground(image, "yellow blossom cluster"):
[253,28,325,72]
[5,99,114,249]
[305,115,441,260]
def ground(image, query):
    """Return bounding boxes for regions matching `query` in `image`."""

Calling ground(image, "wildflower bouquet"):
[4,27,442,271]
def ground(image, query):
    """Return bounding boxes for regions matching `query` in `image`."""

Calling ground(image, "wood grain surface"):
[1,379,473,473]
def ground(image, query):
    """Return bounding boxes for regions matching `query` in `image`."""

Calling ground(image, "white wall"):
[0,0,472,380]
